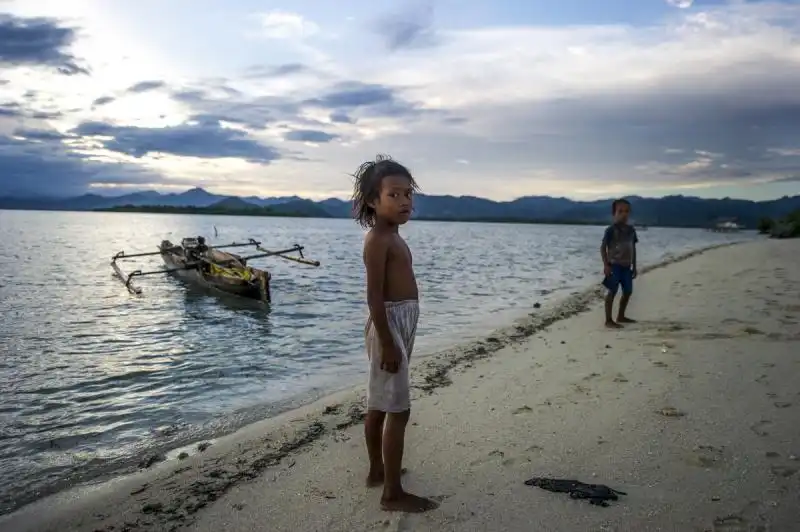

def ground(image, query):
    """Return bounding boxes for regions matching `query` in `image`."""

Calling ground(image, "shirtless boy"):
[352,155,438,513]
[601,198,638,328]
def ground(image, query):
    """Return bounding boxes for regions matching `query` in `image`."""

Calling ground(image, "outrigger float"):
[111,237,320,302]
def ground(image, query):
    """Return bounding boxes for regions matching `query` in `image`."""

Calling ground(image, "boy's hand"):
[381,342,403,373]
[603,263,612,277]
[632,266,638,279]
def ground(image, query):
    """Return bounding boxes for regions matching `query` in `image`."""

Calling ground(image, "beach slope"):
[4,239,799,531]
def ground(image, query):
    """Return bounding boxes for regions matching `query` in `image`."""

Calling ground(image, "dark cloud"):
[72,120,281,163]
[168,78,441,132]
[283,129,338,143]
[0,134,162,197]
[0,102,21,118]
[0,101,61,120]
[0,14,88,75]
[443,57,800,186]
[92,96,115,106]
[374,2,440,52]
[308,82,394,108]
[127,80,166,93]
[244,63,309,78]
[173,89,295,129]
[304,81,424,118]
[13,128,68,141]
[329,111,354,124]
[771,175,800,183]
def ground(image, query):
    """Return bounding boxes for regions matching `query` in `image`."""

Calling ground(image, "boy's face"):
[614,203,631,223]
[373,174,414,225]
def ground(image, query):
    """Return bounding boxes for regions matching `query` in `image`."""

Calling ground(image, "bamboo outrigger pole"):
[250,239,321,267]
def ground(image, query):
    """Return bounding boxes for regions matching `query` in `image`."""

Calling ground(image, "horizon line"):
[1,187,798,204]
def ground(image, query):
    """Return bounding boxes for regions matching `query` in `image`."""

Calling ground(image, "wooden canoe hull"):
[158,241,270,301]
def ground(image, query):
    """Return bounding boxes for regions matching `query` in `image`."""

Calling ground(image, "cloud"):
[0,14,88,74]
[666,0,694,8]
[92,96,115,106]
[374,2,439,51]
[304,81,426,119]
[0,101,61,120]
[255,11,319,39]
[244,63,309,78]
[173,88,299,130]
[767,147,800,157]
[329,111,354,124]
[0,134,163,197]
[283,129,338,143]
[12,127,68,141]
[127,80,166,93]
[72,120,281,163]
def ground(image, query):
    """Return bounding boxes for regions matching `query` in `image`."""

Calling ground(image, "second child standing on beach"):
[352,155,438,513]
[601,198,638,328]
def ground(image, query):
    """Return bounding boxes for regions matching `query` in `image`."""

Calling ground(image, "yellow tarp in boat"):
[209,263,254,281]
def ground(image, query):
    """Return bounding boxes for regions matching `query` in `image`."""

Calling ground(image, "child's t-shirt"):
[603,223,638,267]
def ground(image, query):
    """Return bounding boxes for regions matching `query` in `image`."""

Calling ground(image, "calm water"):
[0,210,755,513]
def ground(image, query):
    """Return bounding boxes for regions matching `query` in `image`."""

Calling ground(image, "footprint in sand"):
[653,361,669,368]
[770,465,798,478]
[774,401,792,409]
[684,445,726,468]
[750,420,772,437]
[712,514,748,531]
[657,407,686,418]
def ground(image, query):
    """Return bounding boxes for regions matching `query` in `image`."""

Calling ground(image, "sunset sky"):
[2,0,800,201]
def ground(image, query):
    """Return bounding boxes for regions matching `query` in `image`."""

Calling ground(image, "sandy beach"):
[3,238,799,532]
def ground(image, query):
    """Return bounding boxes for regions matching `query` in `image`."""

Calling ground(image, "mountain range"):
[1,187,799,228]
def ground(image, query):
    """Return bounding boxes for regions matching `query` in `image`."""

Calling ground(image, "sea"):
[0,210,756,515]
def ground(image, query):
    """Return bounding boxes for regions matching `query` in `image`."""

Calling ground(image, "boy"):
[352,155,438,513]
[601,198,638,328]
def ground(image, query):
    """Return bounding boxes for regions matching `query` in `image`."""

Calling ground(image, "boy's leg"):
[617,268,636,323]
[603,266,622,328]
[604,274,622,328]
[604,291,620,327]
[381,410,438,512]
[365,319,389,486]
[365,409,386,486]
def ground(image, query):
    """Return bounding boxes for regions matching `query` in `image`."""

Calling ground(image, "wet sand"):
[3,239,799,532]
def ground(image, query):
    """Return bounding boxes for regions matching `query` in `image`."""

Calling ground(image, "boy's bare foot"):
[617,317,637,323]
[605,320,623,329]
[366,467,408,487]
[380,491,439,513]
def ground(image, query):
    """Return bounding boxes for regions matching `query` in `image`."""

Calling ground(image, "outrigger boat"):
[110,237,320,302]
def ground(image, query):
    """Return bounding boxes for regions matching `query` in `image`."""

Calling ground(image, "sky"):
[2,0,800,201]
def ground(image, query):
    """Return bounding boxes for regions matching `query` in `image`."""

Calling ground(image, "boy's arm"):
[600,226,612,269]
[632,229,638,274]
[364,235,395,350]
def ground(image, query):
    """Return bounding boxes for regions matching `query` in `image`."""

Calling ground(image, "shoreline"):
[0,208,764,229]
[0,241,747,531]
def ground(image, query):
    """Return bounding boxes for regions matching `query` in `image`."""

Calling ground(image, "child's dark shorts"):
[602,264,633,296]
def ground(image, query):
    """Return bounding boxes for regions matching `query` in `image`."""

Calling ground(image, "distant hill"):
[2,187,799,228]
[99,196,332,218]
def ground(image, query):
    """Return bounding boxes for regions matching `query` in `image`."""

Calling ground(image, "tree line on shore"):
[757,210,800,238]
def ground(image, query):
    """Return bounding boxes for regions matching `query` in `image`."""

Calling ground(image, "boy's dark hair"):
[611,198,631,215]
[351,154,418,228]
